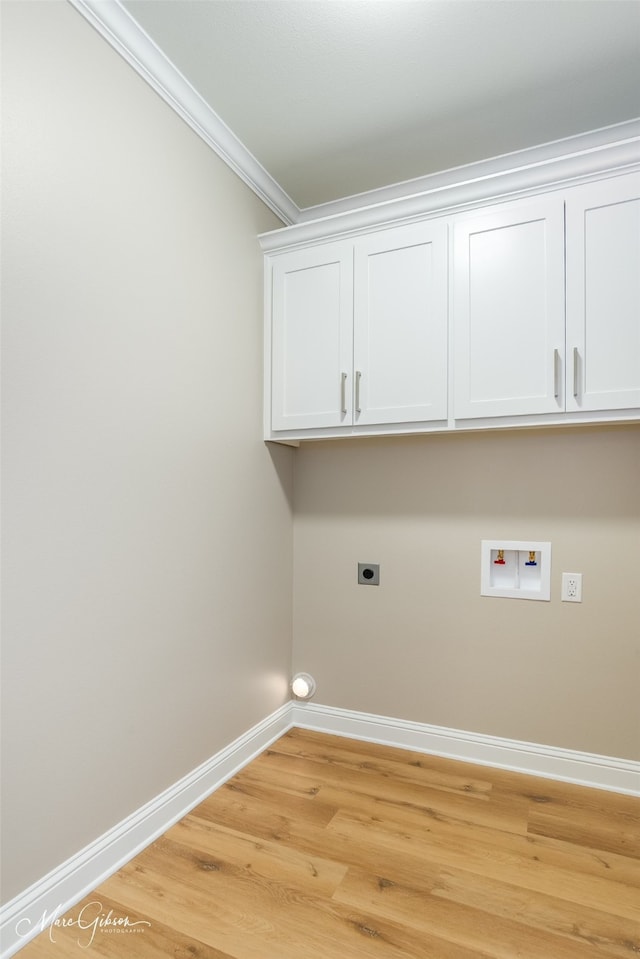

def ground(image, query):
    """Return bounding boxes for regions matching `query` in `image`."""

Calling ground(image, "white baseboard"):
[0,703,292,959]
[3,700,638,957]
[292,702,640,797]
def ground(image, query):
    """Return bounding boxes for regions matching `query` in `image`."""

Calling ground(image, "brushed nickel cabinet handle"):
[355,370,362,414]
[340,372,347,415]
[553,348,560,399]
[573,347,580,398]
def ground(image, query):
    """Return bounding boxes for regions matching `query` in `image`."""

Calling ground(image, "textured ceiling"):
[122,0,640,209]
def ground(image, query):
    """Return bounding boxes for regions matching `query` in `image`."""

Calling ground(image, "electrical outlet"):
[358,563,380,585]
[561,572,582,603]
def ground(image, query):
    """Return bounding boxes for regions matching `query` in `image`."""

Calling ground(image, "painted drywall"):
[293,426,640,761]
[1,0,292,903]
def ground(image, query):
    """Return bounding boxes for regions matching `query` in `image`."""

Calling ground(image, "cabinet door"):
[353,221,448,425]
[453,197,565,419]
[565,173,640,412]
[271,243,353,431]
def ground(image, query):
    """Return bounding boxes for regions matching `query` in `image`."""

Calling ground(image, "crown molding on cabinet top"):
[297,119,640,222]
[68,0,301,225]
[260,120,640,251]
[68,1,639,238]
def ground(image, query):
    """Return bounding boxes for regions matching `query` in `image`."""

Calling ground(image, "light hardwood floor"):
[15,728,640,958]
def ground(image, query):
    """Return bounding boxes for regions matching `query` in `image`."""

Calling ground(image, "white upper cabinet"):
[565,173,640,412]
[269,221,448,434]
[264,161,640,440]
[453,197,566,419]
[353,221,448,426]
[271,242,353,431]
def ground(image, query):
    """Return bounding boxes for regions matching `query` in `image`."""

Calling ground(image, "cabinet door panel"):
[453,198,565,419]
[353,221,448,425]
[566,173,640,412]
[271,243,353,431]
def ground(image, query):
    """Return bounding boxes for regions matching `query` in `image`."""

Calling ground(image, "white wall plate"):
[481,540,551,601]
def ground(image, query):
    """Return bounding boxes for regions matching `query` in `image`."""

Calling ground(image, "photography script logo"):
[17,901,151,948]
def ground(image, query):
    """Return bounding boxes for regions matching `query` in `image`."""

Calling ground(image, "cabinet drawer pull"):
[355,370,362,414]
[573,347,580,398]
[553,348,560,399]
[340,372,347,415]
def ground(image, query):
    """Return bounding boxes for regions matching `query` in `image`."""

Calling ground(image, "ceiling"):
[120,0,640,210]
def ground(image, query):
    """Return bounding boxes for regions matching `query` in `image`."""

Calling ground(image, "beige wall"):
[293,426,640,761]
[2,0,639,915]
[1,1,292,902]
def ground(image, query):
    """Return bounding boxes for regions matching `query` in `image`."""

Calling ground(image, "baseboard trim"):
[291,702,640,797]
[3,701,638,957]
[0,703,293,959]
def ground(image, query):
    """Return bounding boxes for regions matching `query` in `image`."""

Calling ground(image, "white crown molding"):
[297,119,640,223]
[0,704,292,959]
[66,0,300,226]
[260,121,640,251]
[65,1,640,239]
[2,700,637,957]
[65,2,640,242]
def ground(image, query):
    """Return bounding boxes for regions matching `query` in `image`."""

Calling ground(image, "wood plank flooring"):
[15,728,640,958]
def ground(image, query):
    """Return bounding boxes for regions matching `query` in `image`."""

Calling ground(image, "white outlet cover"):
[481,540,551,601]
[561,572,583,602]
